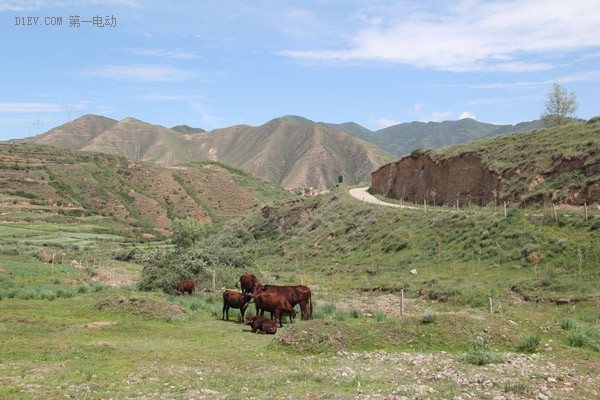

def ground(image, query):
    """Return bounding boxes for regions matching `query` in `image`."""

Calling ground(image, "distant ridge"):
[19,115,396,190]
[325,118,545,157]
[171,125,206,134]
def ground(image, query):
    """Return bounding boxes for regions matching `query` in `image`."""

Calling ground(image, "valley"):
[1,118,600,399]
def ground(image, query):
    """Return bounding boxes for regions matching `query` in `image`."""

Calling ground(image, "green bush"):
[560,318,600,352]
[518,333,541,353]
[421,310,438,324]
[463,335,504,365]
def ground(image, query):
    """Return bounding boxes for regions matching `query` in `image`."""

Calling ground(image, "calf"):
[253,291,297,327]
[254,284,313,320]
[236,273,259,295]
[244,314,277,334]
[175,280,195,295]
[222,290,253,321]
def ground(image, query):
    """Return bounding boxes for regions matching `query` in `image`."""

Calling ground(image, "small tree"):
[540,81,579,127]
[171,217,212,248]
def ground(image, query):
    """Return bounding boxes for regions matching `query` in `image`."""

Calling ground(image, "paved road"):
[349,187,419,209]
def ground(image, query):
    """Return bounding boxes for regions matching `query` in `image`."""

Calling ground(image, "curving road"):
[349,187,419,209]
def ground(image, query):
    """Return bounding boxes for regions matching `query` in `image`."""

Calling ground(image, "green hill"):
[320,118,544,157]
[0,143,290,240]
[370,117,600,206]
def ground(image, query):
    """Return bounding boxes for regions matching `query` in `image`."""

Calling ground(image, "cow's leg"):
[240,303,248,321]
[222,304,226,320]
[275,309,283,327]
[300,302,308,320]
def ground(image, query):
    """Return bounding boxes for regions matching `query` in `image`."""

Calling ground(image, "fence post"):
[212,270,216,291]
[424,199,427,213]
[504,202,507,218]
[488,297,493,314]
[553,203,558,222]
[585,203,588,222]
[400,289,404,317]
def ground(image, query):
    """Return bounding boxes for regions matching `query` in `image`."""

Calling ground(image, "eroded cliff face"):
[371,153,500,207]
[370,152,600,206]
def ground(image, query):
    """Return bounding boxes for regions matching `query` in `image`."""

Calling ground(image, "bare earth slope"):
[370,118,600,206]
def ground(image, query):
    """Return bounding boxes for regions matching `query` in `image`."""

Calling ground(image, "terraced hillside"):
[0,143,290,238]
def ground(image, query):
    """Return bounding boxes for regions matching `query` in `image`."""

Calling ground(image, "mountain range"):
[13,114,545,190]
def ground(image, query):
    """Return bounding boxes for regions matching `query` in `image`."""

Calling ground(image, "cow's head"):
[244,314,256,325]
[252,283,264,294]
[243,293,253,304]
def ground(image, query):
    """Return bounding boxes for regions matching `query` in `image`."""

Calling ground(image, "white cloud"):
[372,117,400,128]
[0,102,64,112]
[459,111,476,120]
[279,0,600,72]
[408,103,452,122]
[127,47,201,59]
[85,64,197,81]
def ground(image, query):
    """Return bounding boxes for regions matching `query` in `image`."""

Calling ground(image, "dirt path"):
[349,187,419,209]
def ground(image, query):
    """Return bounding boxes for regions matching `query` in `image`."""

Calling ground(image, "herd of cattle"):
[175,273,312,335]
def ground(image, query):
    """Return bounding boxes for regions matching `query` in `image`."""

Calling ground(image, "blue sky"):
[1,0,599,141]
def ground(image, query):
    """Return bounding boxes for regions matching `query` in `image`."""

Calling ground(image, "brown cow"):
[236,273,259,294]
[175,280,195,295]
[253,291,297,327]
[244,314,277,334]
[222,290,253,321]
[254,284,312,320]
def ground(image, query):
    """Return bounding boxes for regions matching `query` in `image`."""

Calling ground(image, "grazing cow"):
[236,273,259,295]
[175,280,195,295]
[253,291,297,327]
[222,290,253,321]
[244,314,277,334]
[254,284,313,320]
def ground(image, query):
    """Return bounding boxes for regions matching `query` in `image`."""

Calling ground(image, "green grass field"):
[2,185,600,398]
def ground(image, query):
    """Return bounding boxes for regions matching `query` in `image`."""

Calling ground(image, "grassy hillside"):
[2,121,600,398]
[2,185,600,398]
[0,143,290,241]
[427,117,600,203]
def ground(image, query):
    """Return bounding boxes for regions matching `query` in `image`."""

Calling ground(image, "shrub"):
[560,318,600,352]
[504,380,528,394]
[409,148,425,159]
[421,310,438,324]
[463,335,504,365]
[518,333,541,353]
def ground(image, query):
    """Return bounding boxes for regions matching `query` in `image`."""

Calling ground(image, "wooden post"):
[400,289,404,317]
[553,203,558,221]
[488,297,493,314]
[300,278,303,285]
[456,198,459,213]
[504,202,507,218]
[584,203,588,222]
[51,253,55,269]
[424,199,427,213]
[211,270,216,291]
